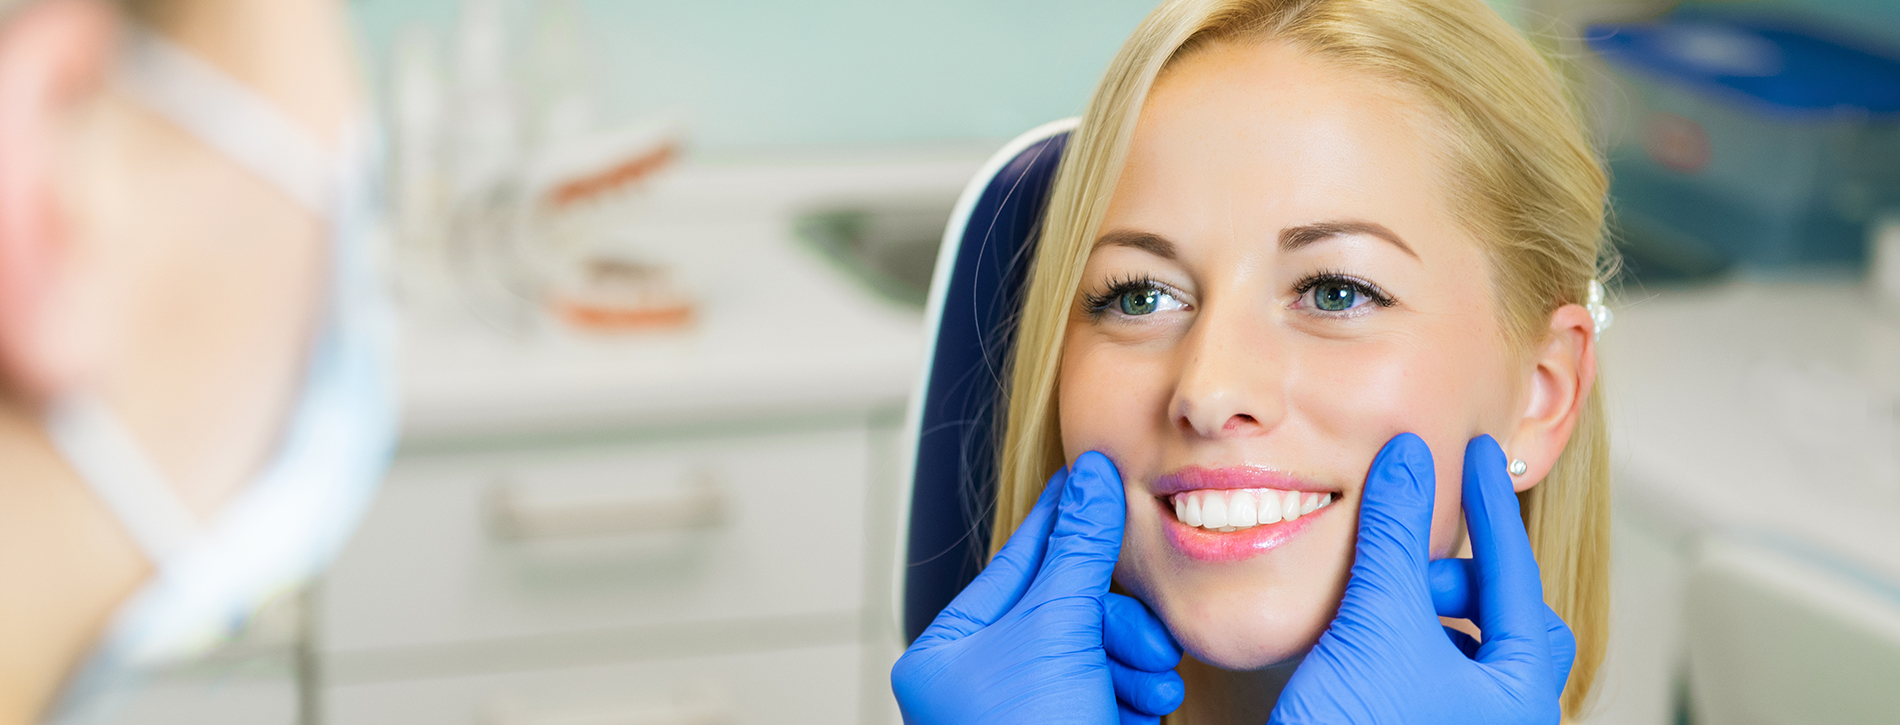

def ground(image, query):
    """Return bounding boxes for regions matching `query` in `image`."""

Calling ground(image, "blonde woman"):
[894,0,1610,722]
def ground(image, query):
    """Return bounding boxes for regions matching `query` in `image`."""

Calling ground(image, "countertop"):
[1602,278,1900,588]
[394,157,980,444]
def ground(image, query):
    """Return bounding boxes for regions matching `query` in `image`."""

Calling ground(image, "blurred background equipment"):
[1589,12,1900,278]
[96,0,1900,724]
[793,198,959,309]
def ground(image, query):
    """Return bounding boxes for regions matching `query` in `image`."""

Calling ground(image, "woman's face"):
[1058,40,1526,669]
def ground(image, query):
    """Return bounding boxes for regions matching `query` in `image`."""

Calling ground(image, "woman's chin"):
[1124,561,1352,671]
[1174,625,1322,671]
[1140,584,1337,668]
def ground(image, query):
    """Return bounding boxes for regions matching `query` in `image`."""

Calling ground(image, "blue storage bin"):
[1590,16,1900,271]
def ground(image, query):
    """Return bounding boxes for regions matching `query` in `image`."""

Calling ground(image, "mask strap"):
[114,26,335,217]
[45,394,203,564]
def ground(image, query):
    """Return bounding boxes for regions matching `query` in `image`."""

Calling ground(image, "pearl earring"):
[1508,459,1528,476]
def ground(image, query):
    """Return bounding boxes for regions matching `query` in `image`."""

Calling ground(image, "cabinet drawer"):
[327,644,865,725]
[322,426,871,653]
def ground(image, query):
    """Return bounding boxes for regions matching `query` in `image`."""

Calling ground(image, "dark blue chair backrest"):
[903,120,1074,643]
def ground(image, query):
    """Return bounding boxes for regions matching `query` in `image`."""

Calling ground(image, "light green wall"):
[349,0,1529,153]
[352,0,1158,153]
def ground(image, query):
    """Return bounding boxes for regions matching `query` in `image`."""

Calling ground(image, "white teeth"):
[1168,488,1333,531]
[1229,493,1257,528]
[1258,490,1282,524]
[1201,493,1230,529]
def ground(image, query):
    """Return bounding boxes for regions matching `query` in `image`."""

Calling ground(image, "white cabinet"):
[323,427,874,653]
[309,159,961,725]
[317,420,908,725]
[318,421,907,725]
[328,643,867,725]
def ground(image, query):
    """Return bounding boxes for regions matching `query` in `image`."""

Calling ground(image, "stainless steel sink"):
[794,197,955,308]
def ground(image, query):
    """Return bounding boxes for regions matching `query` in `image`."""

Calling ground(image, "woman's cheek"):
[1057,334,1176,464]
[1286,338,1470,555]
[1058,335,1178,593]
[1429,451,1468,558]
[1286,340,1422,464]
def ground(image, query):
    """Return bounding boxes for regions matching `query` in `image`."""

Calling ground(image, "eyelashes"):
[1081,270,1399,320]
[1081,274,1185,318]
[1291,270,1398,310]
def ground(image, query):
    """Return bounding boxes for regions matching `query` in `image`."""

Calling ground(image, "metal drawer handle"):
[486,472,727,541]
[486,690,729,725]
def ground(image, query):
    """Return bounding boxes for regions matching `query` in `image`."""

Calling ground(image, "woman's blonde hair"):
[988,0,1611,719]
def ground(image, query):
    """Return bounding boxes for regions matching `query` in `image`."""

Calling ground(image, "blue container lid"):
[1588,16,1900,117]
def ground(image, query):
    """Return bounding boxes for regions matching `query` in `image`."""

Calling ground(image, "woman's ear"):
[0,0,116,402]
[1502,303,1597,493]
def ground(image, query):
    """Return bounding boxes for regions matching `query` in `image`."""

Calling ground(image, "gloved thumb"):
[913,465,1070,646]
[1339,433,1438,616]
[1022,451,1126,606]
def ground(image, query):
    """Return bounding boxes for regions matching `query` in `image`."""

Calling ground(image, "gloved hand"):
[1270,434,1577,725]
[892,452,1186,725]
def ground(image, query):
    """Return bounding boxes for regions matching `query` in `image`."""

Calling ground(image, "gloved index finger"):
[914,465,1069,645]
[1432,554,1577,694]
[1021,451,1126,606]
[1460,436,1553,671]
[1104,593,1181,672]
[1429,556,1479,621]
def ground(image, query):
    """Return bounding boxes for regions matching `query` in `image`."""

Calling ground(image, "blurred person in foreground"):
[0,0,395,722]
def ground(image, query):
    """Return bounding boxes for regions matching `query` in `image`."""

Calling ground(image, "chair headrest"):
[902,119,1075,644]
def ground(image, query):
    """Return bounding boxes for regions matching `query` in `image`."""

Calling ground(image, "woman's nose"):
[1169,307,1285,439]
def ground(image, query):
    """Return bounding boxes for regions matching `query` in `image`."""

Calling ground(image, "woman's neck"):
[1176,655,1298,725]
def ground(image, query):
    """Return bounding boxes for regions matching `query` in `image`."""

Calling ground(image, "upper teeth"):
[1171,489,1334,532]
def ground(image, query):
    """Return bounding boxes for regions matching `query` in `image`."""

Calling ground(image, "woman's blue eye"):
[1313,281,1359,312]
[1084,279,1186,319]
[1119,287,1162,315]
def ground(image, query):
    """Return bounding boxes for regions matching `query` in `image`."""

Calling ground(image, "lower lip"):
[1157,496,1332,562]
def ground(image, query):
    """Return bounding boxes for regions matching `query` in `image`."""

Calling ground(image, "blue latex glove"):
[892,452,1186,725]
[1270,434,1577,725]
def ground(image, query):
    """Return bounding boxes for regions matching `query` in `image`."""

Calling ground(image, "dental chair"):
[901,118,1075,643]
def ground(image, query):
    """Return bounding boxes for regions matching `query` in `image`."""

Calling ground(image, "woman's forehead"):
[1114,40,1462,255]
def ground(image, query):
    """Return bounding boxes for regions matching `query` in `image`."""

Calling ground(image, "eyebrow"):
[1091,220,1417,260]
[1279,221,1418,259]
[1092,229,1177,259]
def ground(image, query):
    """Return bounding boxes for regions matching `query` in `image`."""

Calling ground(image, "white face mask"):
[44,26,398,719]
